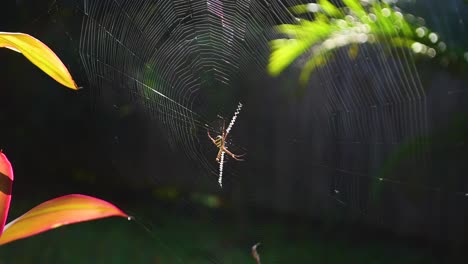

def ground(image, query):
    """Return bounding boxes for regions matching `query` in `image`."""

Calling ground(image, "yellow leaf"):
[0,194,128,245]
[0,32,78,89]
[318,0,343,18]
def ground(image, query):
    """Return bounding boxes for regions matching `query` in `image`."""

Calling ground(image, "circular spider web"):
[77,0,296,186]
[266,0,468,233]
[26,0,468,255]
[76,0,468,225]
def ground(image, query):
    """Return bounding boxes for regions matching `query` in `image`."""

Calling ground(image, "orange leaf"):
[0,194,128,246]
[0,152,14,236]
[0,32,78,90]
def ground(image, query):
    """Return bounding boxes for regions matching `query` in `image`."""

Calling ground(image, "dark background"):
[0,0,467,263]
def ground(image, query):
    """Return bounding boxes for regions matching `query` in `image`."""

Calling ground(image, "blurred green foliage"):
[268,0,444,85]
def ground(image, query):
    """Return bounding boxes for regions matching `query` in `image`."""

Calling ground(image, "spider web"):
[76,0,294,187]
[273,0,468,237]
[72,0,467,236]
[17,0,468,261]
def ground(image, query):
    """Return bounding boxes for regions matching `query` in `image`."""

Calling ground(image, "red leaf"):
[0,152,14,236]
[0,194,128,245]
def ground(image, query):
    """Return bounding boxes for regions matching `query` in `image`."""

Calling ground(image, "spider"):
[208,102,244,187]
[207,120,244,163]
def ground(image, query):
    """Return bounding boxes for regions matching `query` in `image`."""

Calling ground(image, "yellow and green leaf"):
[318,0,343,18]
[0,32,78,89]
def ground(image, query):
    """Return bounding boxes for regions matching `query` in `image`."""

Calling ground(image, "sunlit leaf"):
[318,0,343,18]
[0,194,128,245]
[268,1,443,84]
[269,39,310,76]
[0,152,13,236]
[342,0,366,18]
[314,12,330,22]
[289,4,311,15]
[390,37,416,50]
[371,5,397,36]
[269,20,334,76]
[299,51,333,86]
[0,32,78,90]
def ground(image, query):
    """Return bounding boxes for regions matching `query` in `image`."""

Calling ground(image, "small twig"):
[251,242,261,264]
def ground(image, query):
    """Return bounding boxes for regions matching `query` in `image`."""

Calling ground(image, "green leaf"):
[289,4,311,15]
[269,20,334,75]
[342,0,366,18]
[269,39,311,76]
[268,0,443,85]
[318,0,343,18]
[299,51,333,86]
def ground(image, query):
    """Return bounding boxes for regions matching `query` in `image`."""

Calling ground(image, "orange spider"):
[207,121,244,163]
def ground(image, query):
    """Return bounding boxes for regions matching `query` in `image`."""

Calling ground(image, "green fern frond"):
[268,0,445,86]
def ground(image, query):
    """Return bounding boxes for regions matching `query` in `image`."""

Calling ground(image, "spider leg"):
[207,129,217,145]
[223,147,245,161]
[216,148,223,162]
